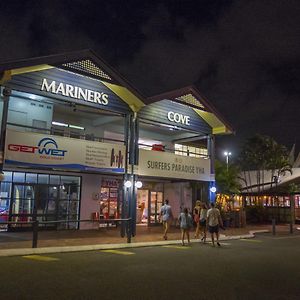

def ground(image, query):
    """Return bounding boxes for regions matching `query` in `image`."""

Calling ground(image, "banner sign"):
[4,130,125,173]
[136,149,212,181]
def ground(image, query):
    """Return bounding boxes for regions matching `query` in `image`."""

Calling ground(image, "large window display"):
[0,171,81,231]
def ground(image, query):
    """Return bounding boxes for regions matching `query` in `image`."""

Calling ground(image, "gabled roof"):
[0,49,146,112]
[147,85,234,135]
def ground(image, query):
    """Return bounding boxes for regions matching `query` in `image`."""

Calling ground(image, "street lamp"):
[224,151,232,171]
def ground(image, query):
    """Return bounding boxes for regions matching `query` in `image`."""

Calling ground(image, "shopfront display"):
[0,171,80,230]
[100,179,120,219]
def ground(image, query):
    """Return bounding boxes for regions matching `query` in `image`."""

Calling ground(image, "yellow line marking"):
[100,250,135,255]
[162,245,191,249]
[240,239,262,243]
[22,255,59,261]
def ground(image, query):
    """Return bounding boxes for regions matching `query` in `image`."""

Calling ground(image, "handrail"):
[0,218,132,248]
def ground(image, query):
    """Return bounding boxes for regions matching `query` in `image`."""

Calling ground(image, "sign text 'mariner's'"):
[41,78,109,105]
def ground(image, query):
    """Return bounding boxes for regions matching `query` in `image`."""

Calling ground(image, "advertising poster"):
[5,129,125,173]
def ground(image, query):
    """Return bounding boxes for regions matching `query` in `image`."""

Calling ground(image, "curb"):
[0,230,270,257]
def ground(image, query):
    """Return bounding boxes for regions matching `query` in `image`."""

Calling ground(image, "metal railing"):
[0,218,132,248]
[6,122,125,145]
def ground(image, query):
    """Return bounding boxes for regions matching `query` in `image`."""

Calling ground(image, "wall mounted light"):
[135,181,143,188]
[124,180,132,188]
[210,186,217,193]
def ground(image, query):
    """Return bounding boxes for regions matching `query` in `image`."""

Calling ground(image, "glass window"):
[25,173,38,183]
[0,182,12,198]
[0,88,3,132]
[61,176,80,185]
[50,175,60,185]
[13,172,25,183]
[3,171,12,182]
[38,174,49,184]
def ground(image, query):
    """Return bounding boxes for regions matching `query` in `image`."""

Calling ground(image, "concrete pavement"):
[0,223,296,257]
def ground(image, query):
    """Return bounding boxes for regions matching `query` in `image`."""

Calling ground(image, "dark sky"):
[0,0,299,158]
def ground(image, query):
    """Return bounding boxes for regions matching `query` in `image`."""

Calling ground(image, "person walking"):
[199,202,208,243]
[206,202,223,247]
[193,200,201,238]
[160,199,173,240]
[179,207,193,246]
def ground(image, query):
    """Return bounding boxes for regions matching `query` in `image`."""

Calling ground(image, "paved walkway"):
[0,224,297,257]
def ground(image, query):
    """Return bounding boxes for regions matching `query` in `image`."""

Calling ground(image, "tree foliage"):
[215,160,241,195]
[238,134,292,192]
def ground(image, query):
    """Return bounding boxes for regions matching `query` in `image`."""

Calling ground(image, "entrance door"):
[148,192,163,226]
[9,184,35,230]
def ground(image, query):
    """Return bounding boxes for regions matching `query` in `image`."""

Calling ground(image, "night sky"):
[0,0,299,158]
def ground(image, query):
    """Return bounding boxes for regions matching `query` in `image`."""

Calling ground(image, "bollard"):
[290,222,293,234]
[126,219,131,243]
[32,220,39,248]
[272,218,276,235]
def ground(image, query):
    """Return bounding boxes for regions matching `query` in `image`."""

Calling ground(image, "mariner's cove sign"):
[167,111,190,125]
[41,78,109,105]
[4,129,125,173]
[137,149,211,181]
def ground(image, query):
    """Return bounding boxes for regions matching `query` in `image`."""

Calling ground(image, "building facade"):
[0,50,232,235]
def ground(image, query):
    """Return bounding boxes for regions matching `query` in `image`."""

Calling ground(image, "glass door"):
[9,184,35,230]
[137,189,149,224]
[57,183,80,229]
[149,192,163,225]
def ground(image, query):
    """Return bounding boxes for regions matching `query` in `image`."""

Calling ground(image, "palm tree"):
[215,160,241,195]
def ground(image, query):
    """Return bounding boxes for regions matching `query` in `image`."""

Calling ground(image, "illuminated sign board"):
[41,78,109,105]
[5,130,125,173]
[167,111,190,125]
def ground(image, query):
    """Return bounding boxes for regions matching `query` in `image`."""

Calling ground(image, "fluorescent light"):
[52,121,68,127]
[69,124,85,130]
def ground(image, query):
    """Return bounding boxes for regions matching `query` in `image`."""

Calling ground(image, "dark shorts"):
[200,219,206,227]
[208,225,219,234]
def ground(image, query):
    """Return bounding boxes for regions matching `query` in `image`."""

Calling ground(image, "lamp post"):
[224,151,232,171]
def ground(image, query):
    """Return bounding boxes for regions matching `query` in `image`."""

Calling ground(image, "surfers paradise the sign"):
[5,129,125,173]
[136,149,211,181]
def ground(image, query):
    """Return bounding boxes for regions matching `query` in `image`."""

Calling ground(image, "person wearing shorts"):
[199,202,208,243]
[206,202,223,247]
[160,199,173,240]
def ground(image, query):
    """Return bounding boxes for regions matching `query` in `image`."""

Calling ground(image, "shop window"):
[61,176,80,185]
[25,173,38,183]
[3,171,12,182]
[175,143,208,158]
[38,174,49,184]
[13,172,25,183]
[49,175,60,185]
